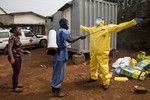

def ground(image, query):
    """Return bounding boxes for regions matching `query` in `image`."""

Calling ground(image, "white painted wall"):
[0,9,6,14]
[63,7,71,31]
[14,14,45,24]
[63,7,71,48]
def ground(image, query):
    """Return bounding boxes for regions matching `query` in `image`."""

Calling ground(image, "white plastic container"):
[47,30,58,48]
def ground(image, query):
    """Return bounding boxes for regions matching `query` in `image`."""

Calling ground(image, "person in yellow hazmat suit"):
[80,17,143,90]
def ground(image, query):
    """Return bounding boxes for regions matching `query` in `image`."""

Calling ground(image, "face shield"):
[95,17,104,26]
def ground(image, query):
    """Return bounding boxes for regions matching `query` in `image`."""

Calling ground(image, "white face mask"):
[95,18,103,26]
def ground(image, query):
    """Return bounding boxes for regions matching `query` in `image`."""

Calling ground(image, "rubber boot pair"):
[86,78,97,83]
[102,85,109,90]
[52,87,65,97]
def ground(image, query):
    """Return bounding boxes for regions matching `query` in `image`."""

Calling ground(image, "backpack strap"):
[57,30,66,54]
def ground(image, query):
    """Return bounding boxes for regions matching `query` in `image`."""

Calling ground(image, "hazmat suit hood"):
[95,17,104,27]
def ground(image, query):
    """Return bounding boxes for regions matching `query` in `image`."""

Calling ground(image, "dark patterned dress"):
[8,35,22,89]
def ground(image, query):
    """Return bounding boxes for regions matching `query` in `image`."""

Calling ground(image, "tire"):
[40,39,47,48]
[4,45,8,54]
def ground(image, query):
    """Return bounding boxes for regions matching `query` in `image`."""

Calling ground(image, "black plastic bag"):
[47,48,58,55]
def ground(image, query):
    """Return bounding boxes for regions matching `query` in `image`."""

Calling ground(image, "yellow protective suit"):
[80,19,137,85]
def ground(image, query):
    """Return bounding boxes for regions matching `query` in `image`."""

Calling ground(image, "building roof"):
[0,7,7,14]
[10,11,46,19]
[58,1,73,11]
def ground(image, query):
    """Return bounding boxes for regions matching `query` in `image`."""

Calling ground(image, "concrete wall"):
[14,14,45,24]
[0,9,6,14]
[0,13,46,35]
[0,14,14,25]
[63,7,71,32]
[45,11,63,35]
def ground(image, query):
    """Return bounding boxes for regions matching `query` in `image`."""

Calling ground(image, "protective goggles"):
[95,17,104,26]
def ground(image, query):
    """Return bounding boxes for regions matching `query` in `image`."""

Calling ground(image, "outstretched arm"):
[67,35,86,43]
[61,30,86,43]
[107,19,137,33]
[80,25,92,34]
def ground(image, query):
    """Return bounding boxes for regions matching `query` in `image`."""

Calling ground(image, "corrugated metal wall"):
[49,0,117,53]
[71,0,117,53]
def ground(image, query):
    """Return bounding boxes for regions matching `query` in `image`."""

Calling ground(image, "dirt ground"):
[0,47,150,100]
